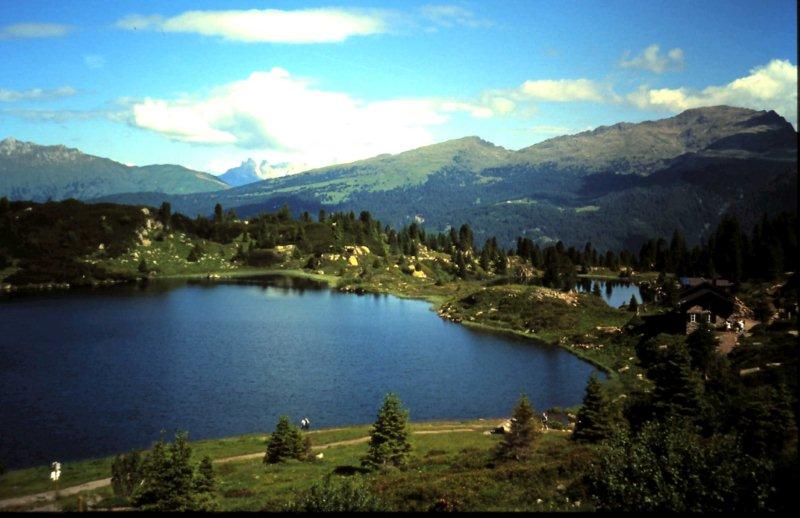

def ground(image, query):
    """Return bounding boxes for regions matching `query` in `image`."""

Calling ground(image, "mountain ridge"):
[0,137,229,202]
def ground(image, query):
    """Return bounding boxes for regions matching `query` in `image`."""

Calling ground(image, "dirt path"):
[0,427,478,510]
[0,478,111,510]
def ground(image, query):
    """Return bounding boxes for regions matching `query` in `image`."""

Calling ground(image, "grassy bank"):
[0,419,594,512]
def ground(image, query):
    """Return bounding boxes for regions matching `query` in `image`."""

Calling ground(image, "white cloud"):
[84,54,105,69]
[626,59,798,124]
[0,86,78,102]
[419,5,492,28]
[620,44,684,73]
[516,79,607,102]
[0,23,72,39]
[128,67,494,168]
[115,8,388,43]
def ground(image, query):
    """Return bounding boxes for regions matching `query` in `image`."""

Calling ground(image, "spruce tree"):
[572,375,614,443]
[647,341,705,420]
[193,456,217,511]
[361,393,411,470]
[685,323,718,374]
[495,394,541,461]
[628,294,639,313]
[131,432,198,511]
[265,416,310,464]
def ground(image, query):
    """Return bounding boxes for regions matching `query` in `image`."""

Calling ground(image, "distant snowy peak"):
[219,158,307,187]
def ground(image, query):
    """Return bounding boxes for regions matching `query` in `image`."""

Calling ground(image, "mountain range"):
[0,138,229,201]
[2,106,796,251]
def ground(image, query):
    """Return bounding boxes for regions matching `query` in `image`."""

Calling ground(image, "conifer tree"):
[685,323,718,374]
[648,341,705,420]
[496,394,541,461]
[572,375,614,443]
[193,456,217,511]
[265,416,310,464]
[361,393,411,470]
[628,294,639,313]
[131,432,198,511]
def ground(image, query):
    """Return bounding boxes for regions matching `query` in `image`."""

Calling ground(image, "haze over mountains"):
[2,106,796,251]
[0,138,229,201]
[218,158,306,187]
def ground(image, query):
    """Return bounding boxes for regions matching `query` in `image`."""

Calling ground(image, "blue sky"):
[1,0,796,175]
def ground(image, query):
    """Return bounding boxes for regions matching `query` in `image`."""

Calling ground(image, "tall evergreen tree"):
[265,416,310,464]
[685,323,718,375]
[572,375,614,443]
[132,432,199,511]
[193,456,217,511]
[496,394,541,461]
[361,393,411,470]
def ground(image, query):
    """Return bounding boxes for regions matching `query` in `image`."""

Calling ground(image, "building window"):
[690,314,696,323]
[706,314,712,323]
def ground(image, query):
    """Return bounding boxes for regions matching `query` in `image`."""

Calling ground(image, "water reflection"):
[575,279,643,309]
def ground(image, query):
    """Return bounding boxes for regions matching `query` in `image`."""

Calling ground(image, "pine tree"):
[647,341,705,420]
[361,393,411,470]
[572,375,614,443]
[131,432,198,511]
[627,294,639,313]
[214,203,224,224]
[685,323,718,374]
[265,416,310,464]
[495,394,541,461]
[193,456,217,511]
[137,258,149,274]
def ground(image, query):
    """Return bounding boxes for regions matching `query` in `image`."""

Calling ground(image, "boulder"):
[347,255,359,267]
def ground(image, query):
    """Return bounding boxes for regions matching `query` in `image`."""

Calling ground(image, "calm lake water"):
[0,277,602,469]
[574,278,643,309]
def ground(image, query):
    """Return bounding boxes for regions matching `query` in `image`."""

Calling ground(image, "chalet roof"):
[686,305,710,314]
[676,288,735,314]
[679,277,733,288]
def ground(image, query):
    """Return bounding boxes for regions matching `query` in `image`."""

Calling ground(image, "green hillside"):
[0,138,228,201]
[94,106,798,251]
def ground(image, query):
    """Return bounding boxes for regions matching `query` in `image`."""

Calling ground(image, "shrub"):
[287,476,384,512]
[111,451,143,498]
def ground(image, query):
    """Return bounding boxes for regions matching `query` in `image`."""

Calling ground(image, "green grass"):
[1,421,592,512]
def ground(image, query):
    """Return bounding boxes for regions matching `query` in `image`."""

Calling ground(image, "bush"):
[287,476,384,512]
[111,451,143,498]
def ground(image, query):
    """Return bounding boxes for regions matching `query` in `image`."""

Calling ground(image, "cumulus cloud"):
[515,79,608,102]
[0,22,72,39]
[0,86,78,102]
[620,44,684,73]
[626,59,798,123]
[128,67,496,167]
[115,8,388,43]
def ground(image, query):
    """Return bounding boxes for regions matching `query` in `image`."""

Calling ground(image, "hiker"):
[300,417,310,430]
